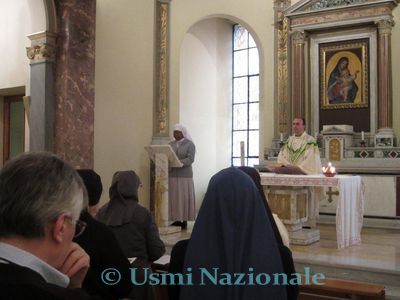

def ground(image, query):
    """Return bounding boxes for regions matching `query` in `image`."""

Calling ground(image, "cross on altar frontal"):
[326,187,339,203]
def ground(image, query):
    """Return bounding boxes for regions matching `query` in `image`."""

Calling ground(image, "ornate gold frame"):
[320,39,369,110]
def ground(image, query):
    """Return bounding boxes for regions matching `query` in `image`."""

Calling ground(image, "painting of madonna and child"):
[320,40,369,110]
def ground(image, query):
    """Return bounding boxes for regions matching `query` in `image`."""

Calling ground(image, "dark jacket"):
[74,211,132,299]
[0,262,97,300]
[96,171,165,264]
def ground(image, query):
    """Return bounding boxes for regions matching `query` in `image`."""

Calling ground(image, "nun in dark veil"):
[97,170,165,300]
[238,166,299,300]
[180,167,287,300]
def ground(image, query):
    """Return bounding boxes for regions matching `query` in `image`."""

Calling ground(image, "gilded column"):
[151,0,173,226]
[376,19,394,130]
[274,0,291,137]
[291,30,306,119]
[26,31,57,152]
[153,0,171,144]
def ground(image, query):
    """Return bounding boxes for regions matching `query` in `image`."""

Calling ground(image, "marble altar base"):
[289,228,320,245]
[159,226,182,235]
[265,186,321,245]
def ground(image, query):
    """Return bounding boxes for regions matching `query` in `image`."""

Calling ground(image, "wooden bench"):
[299,276,385,300]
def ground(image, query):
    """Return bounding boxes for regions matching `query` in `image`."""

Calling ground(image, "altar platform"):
[160,222,400,299]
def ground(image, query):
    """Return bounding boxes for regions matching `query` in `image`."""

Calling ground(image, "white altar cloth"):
[260,173,365,249]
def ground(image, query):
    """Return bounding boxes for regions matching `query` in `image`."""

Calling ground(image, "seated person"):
[179,167,287,300]
[75,169,132,299]
[168,239,189,300]
[97,170,165,300]
[238,166,298,300]
[0,152,95,299]
[277,117,322,175]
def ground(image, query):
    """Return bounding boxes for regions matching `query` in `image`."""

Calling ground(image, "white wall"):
[169,0,276,158]
[180,18,232,208]
[0,0,46,160]
[0,0,46,92]
[168,0,275,209]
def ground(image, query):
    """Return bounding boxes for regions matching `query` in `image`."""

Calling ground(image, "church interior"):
[1,0,400,298]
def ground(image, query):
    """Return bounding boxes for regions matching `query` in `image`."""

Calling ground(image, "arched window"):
[231,24,259,167]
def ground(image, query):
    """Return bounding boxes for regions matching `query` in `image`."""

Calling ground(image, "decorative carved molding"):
[291,30,307,44]
[26,31,57,64]
[291,6,392,27]
[376,18,394,34]
[26,44,56,62]
[309,0,368,11]
[274,0,291,9]
[154,1,169,136]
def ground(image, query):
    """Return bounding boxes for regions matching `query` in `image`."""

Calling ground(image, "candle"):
[361,131,365,141]
[240,141,245,166]
[280,133,283,142]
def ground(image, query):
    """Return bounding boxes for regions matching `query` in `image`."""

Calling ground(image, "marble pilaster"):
[376,19,394,131]
[26,31,57,152]
[154,152,181,234]
[54,0,96,168]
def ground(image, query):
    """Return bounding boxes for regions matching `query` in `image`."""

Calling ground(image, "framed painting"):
[320,39,369,110]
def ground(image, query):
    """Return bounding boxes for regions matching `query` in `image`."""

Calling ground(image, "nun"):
[169,123,196,229]
[180,167,287,300]
[97,170,165,300]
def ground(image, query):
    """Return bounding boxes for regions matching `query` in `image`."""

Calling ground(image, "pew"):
[151,258,386,300]
[299,276,385,300]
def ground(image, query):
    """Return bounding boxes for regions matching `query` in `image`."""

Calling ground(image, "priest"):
[277,117,322,175]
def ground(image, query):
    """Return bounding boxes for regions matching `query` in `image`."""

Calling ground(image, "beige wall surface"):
[95,0,276,208]
[94,0,155,206]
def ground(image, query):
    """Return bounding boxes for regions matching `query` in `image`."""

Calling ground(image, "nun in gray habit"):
[180,167,287,300]
[97,170,165,300]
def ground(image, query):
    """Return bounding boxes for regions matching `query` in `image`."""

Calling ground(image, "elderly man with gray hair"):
[0,152,96,299]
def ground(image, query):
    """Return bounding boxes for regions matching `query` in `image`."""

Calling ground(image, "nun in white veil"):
[169,123,196,229]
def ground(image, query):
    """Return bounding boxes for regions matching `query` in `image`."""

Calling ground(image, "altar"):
[260,173,364,249]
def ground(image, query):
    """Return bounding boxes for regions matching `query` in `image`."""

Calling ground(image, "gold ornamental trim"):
[155,1,169,135]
